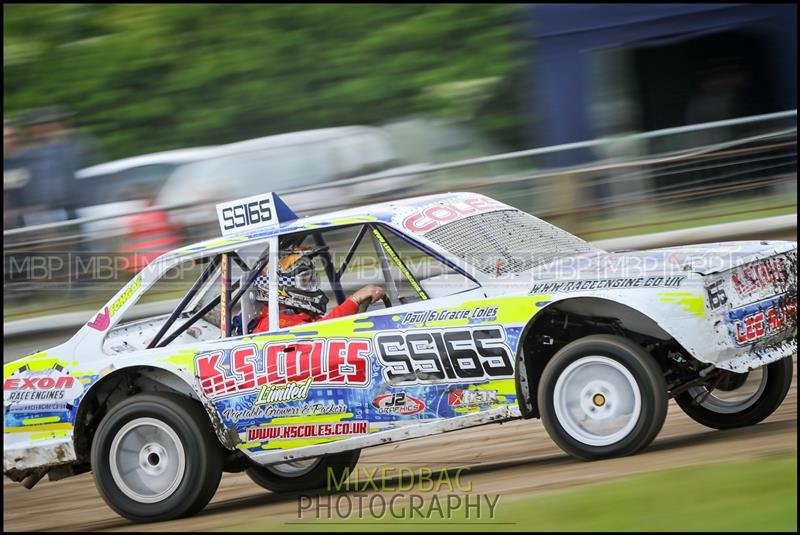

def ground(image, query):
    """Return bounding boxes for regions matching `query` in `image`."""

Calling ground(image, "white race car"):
[4,192,796,522]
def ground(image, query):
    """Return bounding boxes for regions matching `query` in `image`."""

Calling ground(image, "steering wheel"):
[357,294,392,313]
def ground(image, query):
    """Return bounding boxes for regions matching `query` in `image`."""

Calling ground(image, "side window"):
[288,224,480,311]
[374,225,480,302]
[181,224,480,343]
[103,242,271,352]
[287,225,386,310]
[326,132,399,180]
[103,257,213,354]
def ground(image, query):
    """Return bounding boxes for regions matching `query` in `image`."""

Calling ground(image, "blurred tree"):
[4,3,525,160]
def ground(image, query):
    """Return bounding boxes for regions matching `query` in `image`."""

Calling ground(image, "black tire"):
[246,449,361,493]
[538,334,668,461]
[91,392,223,522]
[675,357,793,430]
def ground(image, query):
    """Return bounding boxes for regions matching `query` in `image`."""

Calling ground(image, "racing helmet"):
[253,247,329,316]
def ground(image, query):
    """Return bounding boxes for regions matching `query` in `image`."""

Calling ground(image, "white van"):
[156,126,426,239]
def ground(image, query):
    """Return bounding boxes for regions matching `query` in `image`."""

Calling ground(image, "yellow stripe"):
[372,228,429,300]
[22,416,61,425]
[161,348,199,369]
[5,423,73,433]
[30,430,70,441]
[261,436,348,449]
[658,292,705,317]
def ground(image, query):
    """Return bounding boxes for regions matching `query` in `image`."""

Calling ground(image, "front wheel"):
[675,357,793,430]
[246,450,361,493]
[90,393,223,522]
[538,335,668,460]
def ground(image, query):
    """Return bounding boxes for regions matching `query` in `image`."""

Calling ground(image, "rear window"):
[425,209,599,275]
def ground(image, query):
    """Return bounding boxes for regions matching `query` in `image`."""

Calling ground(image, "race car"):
[4,191,797,522]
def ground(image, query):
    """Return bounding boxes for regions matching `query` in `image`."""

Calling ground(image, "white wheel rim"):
[686,368,768,414]
[263,457,321,477]
[553,356,642,447]
[109,417,186,503]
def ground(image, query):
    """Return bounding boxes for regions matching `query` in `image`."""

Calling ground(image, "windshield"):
[424,209,599,275]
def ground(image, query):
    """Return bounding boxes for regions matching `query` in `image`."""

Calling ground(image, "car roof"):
[76,147,219,179]
[170,192,480,257]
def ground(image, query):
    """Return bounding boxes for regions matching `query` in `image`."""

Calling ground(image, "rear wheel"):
[538,335,668,460]
[675,357,793,430]
[91,393,223,522]
[246,450,361,493]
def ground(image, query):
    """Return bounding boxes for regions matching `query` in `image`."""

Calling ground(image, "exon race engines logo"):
[196,339,371,399]
[247,421,369,441]
[4,365,84,405]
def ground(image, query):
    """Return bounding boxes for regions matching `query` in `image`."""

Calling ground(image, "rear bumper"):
[712,336,796,373]
[700,246,797,372]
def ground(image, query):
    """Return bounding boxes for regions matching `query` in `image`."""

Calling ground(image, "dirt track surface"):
[4,359,797,532]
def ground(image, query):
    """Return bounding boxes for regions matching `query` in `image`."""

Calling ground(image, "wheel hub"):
[109,417,186,503]
[553,356,642,446]
[593,393,606,407]
[579,380,618,420]
[139,443,168,476]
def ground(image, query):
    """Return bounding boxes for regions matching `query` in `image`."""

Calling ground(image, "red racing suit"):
[119,209,182,272]
[252,298,359,332]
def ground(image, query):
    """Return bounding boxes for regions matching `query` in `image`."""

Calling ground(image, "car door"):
[195,221,523,462]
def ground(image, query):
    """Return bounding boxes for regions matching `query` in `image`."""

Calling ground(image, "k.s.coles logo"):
[372,392,426,415]
[196,339,371,399]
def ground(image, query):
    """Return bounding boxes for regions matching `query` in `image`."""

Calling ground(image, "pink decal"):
[88,307,110,331]
[402,196,507,234]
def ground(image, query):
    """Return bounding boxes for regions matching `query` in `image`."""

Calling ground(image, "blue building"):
[521,4,797,159]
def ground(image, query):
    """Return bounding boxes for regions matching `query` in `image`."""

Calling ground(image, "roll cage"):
[144,222,479,348]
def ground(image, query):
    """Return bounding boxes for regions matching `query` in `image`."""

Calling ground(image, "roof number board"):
[216,193,280,236]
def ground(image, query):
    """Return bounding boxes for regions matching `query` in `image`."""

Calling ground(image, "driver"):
[247,247,385,332]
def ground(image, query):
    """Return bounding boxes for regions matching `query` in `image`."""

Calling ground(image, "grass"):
[231,454,797,532]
